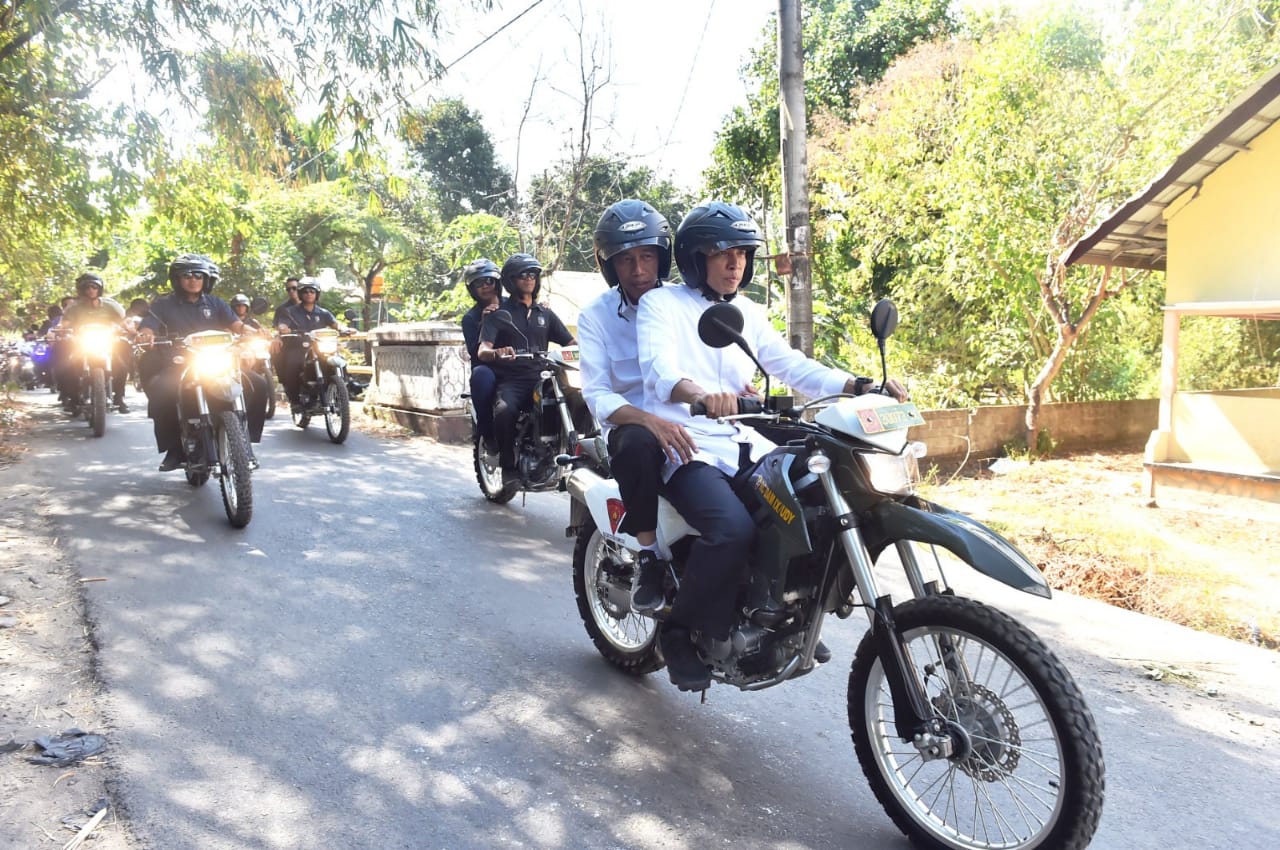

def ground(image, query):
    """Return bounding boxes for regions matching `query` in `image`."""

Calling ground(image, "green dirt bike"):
[565,299,1105,850]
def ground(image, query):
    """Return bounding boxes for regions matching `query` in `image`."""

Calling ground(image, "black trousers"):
[493,374,539,470]
[143,363,268,453]
[55,340,130,399]
[660,461,757,641]
[608,424,665,535]
[279,342,308,404]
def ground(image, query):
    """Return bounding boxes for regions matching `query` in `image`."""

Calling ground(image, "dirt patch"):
[923,451,1280,649]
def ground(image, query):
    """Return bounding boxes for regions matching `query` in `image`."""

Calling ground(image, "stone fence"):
[361,321,1159,459]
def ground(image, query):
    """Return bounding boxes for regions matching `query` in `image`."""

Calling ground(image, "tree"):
[807,0,1280,450]
[704,0,954,204]
[0,0,473,316]
[401,100,514,221]
[526,157,695,272]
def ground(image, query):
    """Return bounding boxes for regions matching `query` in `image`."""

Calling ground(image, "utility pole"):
[778,0,812,356]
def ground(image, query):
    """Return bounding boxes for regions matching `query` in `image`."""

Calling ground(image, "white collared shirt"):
[637,284,852,479]
[577,286,645,438]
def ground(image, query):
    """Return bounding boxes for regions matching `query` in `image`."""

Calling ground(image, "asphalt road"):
[16,391,1280,850]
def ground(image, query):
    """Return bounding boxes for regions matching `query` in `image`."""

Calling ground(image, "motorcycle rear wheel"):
[88,367,106,437]
[848,594,1104,850]
[473,439,517,504]
[216,411,253,528]
[324,378,350,443]
[571,518,662,674]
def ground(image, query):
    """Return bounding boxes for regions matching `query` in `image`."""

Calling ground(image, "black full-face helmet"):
[500,253,542,299]
[296,278,321,297]
[674,202,766,300]
[75,272,105,296]
[463,258,501,301]
[593,199,672,287]
[168,253,220,295]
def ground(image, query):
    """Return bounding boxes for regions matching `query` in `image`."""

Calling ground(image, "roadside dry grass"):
[920,451,1280,649]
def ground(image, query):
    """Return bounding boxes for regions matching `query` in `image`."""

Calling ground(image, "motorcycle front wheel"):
[848,594,1104,850]
[571,517,662,674]
[88,367,107,437]
[323,378,350,444]
[473,439,517,504]
[263,370,277,420]
[216,411,253,528]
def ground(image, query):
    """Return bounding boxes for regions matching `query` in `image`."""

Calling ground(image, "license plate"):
[856,402,925,434]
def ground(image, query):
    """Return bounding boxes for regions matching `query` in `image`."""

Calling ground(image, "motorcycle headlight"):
[246,337,271,357]
[313,332,340,355]
[78,326,115,358]
[192,347,235,379]
[860,442,926,496]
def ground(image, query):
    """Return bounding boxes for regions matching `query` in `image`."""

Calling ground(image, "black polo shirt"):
[140,293,237,338]
[479,296,573,379]
[280,303,338,333]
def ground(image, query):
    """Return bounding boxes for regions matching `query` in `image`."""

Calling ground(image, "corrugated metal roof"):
[1062,65,1280,271]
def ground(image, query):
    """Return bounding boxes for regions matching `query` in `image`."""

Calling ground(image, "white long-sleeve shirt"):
[637,283,853,480]
[577,286,646,439]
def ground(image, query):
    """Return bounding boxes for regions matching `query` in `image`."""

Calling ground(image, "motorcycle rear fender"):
[867,499,1051,598]
[566,468,697,558]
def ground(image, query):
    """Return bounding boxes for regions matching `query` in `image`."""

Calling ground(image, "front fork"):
[816,457,954,751]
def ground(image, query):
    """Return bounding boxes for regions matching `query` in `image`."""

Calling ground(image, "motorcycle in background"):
[470,309,599,505]
[69,324,117,437]
[141,330,256,528]
[564,300,1105,850]
[284,328,353,443]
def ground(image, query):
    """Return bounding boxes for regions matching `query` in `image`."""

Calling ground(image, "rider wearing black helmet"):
[635,202,907,690]
[476,253,575,479]
[276,277,352,415]
[460,258,502,453]
[578,199,695,613]
[59,271,131,412]
[136,253,270,471]
[230,293,262,330]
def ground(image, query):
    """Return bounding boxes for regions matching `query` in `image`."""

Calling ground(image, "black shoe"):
[481,435,499,456]
[631,550,666,614]
[659,625,710,691]
[114,396,129,413]
[814,640,832,665]
[158,449,185,472]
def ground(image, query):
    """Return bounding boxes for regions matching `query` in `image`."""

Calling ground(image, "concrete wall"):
[907,399,1159,462]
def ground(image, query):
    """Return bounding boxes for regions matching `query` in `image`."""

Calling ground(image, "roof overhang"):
[1062,66,1280,271]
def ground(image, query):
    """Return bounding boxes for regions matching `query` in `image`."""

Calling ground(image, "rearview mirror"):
[870,299,898,341]
[697,303,746,350]
[487,309,515,332]
[250,296,270,316]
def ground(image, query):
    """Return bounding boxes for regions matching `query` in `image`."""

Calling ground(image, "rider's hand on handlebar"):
[494,346,517,362]
[136,328,155,344]
[694,391,741,419]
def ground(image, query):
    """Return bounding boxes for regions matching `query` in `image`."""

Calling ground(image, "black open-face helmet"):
[75,272,105,296]
[230,293,250,311]
[463,258,501,301]
[673,202,766,300]
[500,253,542,299]
[168,253,220,295]
[296,277,321,297]
[593,199,671,287]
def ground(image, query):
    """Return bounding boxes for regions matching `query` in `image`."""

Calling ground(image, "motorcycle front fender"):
[866,498,1051,598]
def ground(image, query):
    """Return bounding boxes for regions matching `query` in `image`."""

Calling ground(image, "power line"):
[285,0,549,183]
[656,0,717,176]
